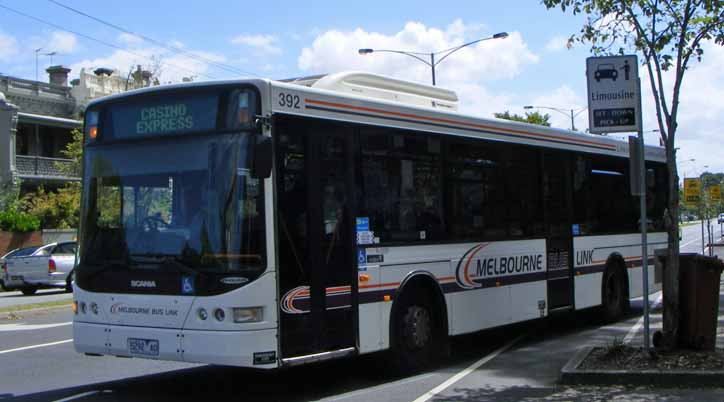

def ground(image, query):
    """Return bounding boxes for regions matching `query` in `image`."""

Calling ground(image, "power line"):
[0,2,218,80]
[48,0,258,78]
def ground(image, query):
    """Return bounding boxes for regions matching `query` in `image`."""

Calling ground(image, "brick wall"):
[0,231,43,256]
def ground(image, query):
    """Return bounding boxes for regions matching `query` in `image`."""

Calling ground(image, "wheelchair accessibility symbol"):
[181,276,195,294]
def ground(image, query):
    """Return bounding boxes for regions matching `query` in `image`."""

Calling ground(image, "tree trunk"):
[661,147,680,350]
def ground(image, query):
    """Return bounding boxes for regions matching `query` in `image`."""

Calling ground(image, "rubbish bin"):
[679,253,724,350]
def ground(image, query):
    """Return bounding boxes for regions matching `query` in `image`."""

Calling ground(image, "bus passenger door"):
[275,116,357,360]
[542,152,575,311]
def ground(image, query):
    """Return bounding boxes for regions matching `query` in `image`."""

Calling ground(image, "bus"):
[73,71,669,372]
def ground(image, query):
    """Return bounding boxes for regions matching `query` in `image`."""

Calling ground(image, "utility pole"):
[34,47,42,82]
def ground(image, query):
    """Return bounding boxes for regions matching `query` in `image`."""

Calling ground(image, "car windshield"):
[5,246,40,258]
[80,132,265,276]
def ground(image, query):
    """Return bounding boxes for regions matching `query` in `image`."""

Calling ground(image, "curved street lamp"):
[358,32,508,86]
[523,105,587,131]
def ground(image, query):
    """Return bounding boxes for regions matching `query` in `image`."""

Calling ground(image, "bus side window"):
[359,128,444,243]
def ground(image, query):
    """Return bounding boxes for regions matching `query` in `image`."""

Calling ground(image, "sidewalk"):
[427,283,724,401]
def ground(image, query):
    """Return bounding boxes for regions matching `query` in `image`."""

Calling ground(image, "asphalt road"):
[3,294,724,401]
[680,220,723,254]
[0,230,722,401]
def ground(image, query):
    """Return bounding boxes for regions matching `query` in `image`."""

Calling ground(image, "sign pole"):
[637,77,650,353]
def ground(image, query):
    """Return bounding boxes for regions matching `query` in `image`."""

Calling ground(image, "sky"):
[0,0,722,175]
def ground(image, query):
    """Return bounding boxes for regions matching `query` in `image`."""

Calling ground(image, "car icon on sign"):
[595,63,618,82]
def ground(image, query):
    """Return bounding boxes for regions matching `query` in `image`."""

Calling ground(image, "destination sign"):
[109,93,219,139]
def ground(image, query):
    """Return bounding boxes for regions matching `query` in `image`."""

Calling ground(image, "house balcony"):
[15,155,79,182]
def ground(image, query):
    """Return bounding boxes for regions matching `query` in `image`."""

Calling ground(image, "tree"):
[494,110,552,126]
[24,129,83,229]
[543,0,724,349]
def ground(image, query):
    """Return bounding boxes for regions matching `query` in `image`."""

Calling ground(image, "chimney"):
[93,67,114,77]
[46,65,71,86]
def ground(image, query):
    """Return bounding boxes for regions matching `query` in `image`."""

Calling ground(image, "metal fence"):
[15,155,79,179]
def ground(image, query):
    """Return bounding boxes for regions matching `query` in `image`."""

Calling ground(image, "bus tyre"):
[21,287,37,296]
[65,271,74,293]
[390,293,437,374]
[602,268,628,322]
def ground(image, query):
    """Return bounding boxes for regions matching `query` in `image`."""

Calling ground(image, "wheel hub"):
[405,306,431,349]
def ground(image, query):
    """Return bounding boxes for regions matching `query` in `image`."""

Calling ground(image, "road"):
[1,230,723,401]
[3,293,724,401]
[680,220,723,254]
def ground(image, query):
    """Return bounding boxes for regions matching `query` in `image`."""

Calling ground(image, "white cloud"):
[298,19,538,117]
[69,45,228,83]
[545,35,568,52]
[230,34,281,55]
[47,31,78,54]
[0,31,18,62]
[655,41,724,174]
[525,85,588,130]
[118,33,143,46]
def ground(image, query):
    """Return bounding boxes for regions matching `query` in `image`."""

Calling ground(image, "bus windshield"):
[80,132,265,279]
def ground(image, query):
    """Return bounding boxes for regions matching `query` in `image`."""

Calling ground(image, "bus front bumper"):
[73,321,279,368]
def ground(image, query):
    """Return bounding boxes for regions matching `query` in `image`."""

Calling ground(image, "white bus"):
[73,71,669,372]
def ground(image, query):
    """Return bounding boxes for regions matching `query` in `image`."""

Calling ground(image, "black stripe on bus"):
[575,257,657,276]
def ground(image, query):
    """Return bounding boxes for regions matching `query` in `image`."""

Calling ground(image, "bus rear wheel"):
[390,293,437,374]
[602,268,628,322]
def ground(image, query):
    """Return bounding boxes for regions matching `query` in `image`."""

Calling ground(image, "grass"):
[0,298,72,314]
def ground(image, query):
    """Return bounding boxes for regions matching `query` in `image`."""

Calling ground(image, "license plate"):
[10,276,22,281]
[128,338,159,356]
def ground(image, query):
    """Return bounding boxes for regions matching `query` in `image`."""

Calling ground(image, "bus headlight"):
[232,307,263,323]
[197,308,208,321]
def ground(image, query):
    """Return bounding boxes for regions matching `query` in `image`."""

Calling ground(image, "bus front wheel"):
[390,292,438,374]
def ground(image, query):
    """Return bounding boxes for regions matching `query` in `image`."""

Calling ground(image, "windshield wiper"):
[129,253,198,276]
[82,259,131,281]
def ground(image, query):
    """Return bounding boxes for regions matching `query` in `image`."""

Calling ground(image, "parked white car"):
[3,242,77,295]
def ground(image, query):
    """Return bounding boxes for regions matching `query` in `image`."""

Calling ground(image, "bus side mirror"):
[252,136,273,179]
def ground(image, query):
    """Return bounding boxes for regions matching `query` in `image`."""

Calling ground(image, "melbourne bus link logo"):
[454,243,545,289]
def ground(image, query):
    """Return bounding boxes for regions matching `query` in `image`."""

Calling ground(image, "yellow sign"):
[684,178,701,206]
[710,184,722,202]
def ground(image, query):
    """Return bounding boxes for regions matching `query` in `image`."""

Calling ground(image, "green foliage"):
[22,185,81,230]
[0,181,21,212]
[494,110,552,126]
[20,128,84,230]
[0,208,40,232]
[56,128,83,177]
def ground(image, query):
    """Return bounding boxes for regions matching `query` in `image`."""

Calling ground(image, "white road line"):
[680,236,702,249]
[52,390,101,402]
[0,322,72,331]
[0,339,72,355]
[412,335,523,402]
[623,315,644,344]
[321,373,436,402]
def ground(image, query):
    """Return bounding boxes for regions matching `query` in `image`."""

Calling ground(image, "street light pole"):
[34,47,42,82]
[358,32,508,86]
[431,53,436,86]
[524,105,587,131]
